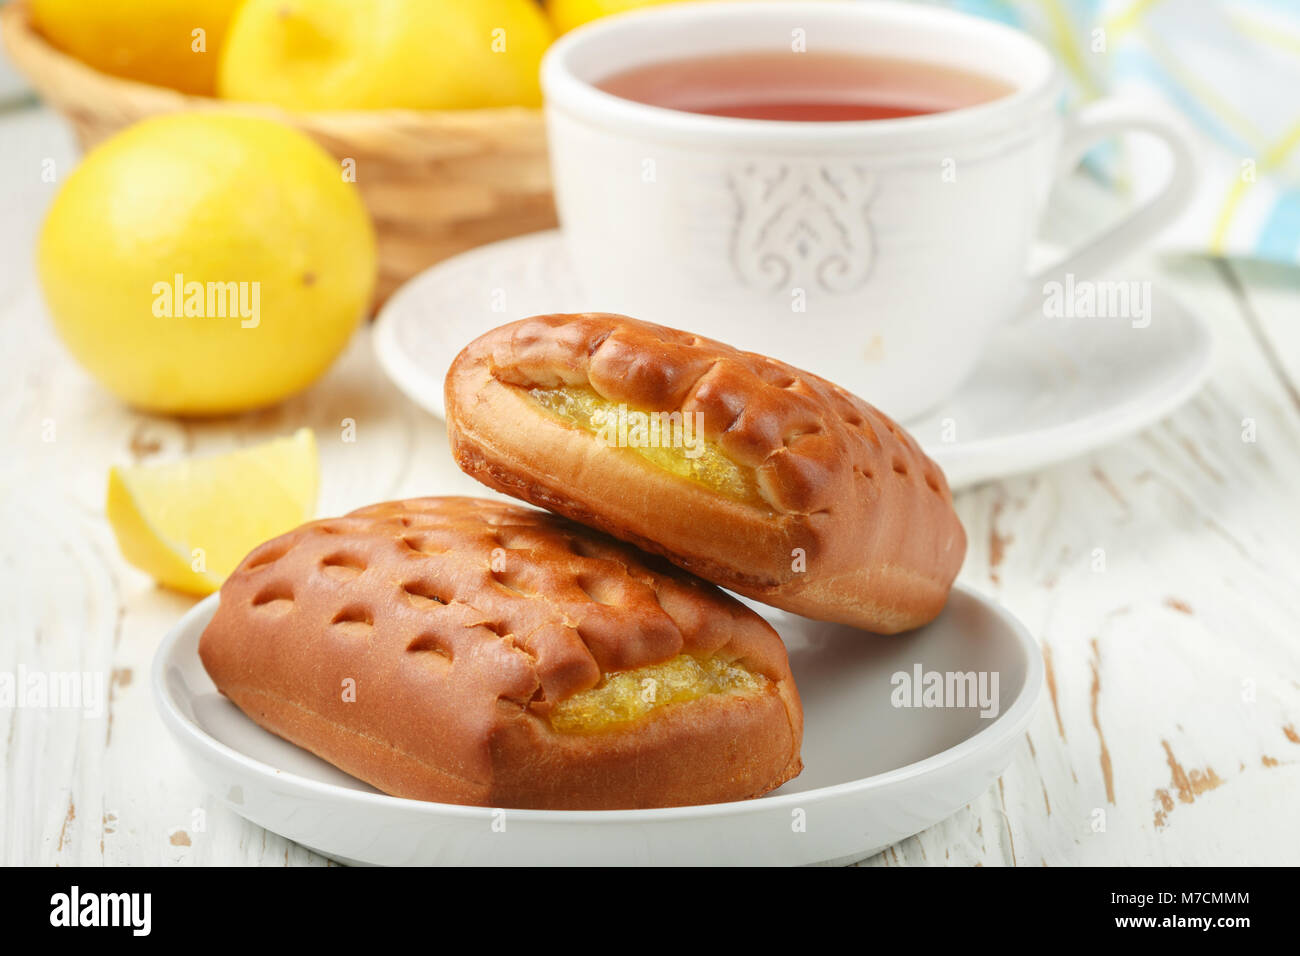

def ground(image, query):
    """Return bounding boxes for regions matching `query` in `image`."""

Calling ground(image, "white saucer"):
[373,230,1214,489]
[154,586,1042,867]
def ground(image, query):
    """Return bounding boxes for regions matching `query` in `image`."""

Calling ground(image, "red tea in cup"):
[596,50,1013,121]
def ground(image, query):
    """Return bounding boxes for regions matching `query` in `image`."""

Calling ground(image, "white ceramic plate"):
[373,230,1213,490]
[153,585,1042,866]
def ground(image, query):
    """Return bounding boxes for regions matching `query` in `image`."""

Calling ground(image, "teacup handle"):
[1016,99,1199,321]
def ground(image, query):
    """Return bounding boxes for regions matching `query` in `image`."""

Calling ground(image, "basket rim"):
[0,0,546,128]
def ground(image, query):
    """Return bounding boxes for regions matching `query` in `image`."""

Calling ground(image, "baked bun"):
[445,313,966,633]
[199,496,802,809]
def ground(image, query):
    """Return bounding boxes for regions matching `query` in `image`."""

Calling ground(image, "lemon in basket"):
[107,429,318,595]
[29,0,244,95]
[218,0,553,110]
[38,112,376,415]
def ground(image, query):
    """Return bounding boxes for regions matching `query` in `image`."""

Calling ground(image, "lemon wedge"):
[107,429,318,595]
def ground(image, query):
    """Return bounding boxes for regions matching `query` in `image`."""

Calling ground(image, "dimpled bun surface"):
[445,313,967,634]
[199,496,803,809]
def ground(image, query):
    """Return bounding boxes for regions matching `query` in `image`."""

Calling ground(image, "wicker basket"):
[0,0,557,306]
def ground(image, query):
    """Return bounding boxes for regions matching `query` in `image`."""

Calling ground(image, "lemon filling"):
[527,385,759,503]
[548,654,766,733]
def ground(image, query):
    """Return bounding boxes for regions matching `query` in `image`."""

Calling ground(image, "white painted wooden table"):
[2,105,1298,866]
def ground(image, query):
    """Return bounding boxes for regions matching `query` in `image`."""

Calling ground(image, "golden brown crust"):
[198,496,802,809]
[445,313,967,633]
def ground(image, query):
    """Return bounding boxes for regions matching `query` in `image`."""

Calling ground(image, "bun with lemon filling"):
[445,313,966,633]
[199,496,802,809]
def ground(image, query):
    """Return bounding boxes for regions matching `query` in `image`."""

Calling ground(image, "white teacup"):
[541,0,1196,422]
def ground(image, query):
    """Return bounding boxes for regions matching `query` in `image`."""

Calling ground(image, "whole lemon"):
[29,0,244,95]
[38,113,376,416]
[218,0,553,110]
[547,0,698,34]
